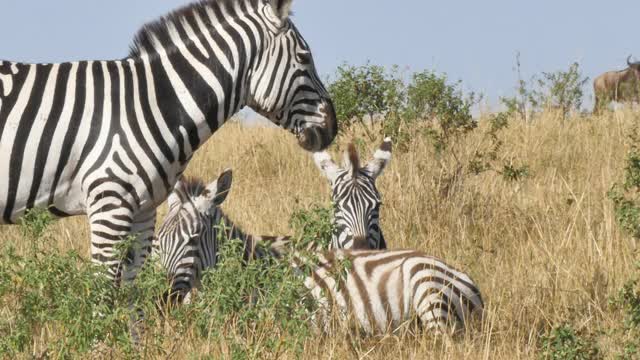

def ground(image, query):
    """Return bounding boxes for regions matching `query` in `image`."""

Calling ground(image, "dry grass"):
[1,110,639,359]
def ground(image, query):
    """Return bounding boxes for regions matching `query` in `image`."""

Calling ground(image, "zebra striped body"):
[263,241,484,334]
[155,168,484,334]
[0,0,336,283]
[313,138,393,250]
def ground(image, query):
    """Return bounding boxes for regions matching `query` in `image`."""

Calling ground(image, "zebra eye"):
[296,52,311,65]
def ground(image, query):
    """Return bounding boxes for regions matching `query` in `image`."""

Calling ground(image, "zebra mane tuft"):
[178,176,207,198]
[346,143,360,178]
[128,0,256,58]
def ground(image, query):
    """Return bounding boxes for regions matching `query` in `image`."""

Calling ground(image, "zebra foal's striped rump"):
[261,241,485,335]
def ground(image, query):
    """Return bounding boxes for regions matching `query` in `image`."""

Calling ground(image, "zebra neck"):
[214,212,250,244]
[127,1,266,159]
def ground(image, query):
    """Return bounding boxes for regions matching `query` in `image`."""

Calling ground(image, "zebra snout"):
[298,100,337,151]
[298,126,324,152]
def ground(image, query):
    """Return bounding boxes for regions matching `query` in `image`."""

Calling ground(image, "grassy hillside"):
[1,110,639,359]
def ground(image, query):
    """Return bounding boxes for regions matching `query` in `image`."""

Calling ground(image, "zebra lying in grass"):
[313,138,392,250]
[154,163,484,334]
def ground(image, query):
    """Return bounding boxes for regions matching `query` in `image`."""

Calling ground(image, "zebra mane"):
[346,143,360,178]
[128,0,257,58]
[178,176,208,198]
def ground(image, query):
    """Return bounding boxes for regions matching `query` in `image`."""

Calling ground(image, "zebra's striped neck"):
[125,0,267,159]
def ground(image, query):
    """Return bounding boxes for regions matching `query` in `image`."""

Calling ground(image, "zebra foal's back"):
[273,245,484,334]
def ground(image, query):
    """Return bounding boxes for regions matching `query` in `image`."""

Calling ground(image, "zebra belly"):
[0,164,87,224]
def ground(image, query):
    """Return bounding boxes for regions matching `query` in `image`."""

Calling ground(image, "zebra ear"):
[313,151,340,183]
[204,169,233,207]
[269,0,293,22]
[167,179,185,209]
[364,137,392,180]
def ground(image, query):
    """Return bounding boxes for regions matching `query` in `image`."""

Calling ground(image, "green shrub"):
[540,324,601,360]
[289,204,334,249]
[501,55,588,122]
[612,264,640,330]
[327,62,405,135]
[189,235,313,359]
[608,119,640,358]
[533,62,589,121]
[19,207,54,255]
[0,208,170,357]
[500,52,539,122]
[405,70,478,126]
[610,122,640,239]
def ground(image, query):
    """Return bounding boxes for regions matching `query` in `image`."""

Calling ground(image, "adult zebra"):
[0,0,337,284]
[313,138,392,250]
[154,168,484,334]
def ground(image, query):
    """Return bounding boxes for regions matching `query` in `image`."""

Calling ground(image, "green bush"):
[0,208,171,357]
[289,204,334,249]
[607,262,640,359]
[533,62,589,121]
[540,324,601,360]
[327,63,481,153]
[189,234,313,359]
[501,55,588,122]
[610,122,640,239]
[612,264,640,330]
[327,62,405,134]
[0,211,317,358]
[608,119,640,358]
[405,70,478,127]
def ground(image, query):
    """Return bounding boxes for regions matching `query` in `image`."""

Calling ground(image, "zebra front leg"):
[127,209,157,344]
[89,202,156,345]
[89,205,136,284]
[127,209,157,282]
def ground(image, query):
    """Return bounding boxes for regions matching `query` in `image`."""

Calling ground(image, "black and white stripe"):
[153,169,286,303]
[313,138,392,250]
[0,0,336,283]
[262,241,484,334]
[155,169,484,334]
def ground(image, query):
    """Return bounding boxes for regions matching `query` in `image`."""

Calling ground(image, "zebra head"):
[313,138,392,250]
[247,0,337,152]
[157,169,233,303]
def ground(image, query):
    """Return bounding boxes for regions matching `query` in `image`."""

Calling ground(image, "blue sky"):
[1,0,638,109]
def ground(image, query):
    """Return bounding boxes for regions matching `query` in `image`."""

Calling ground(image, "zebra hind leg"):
[415,297,461,337]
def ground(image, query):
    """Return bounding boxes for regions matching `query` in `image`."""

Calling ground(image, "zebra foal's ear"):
[167,179,186,209]
[364,137,392,180]
[269,0,293,21]
[313,150,340,184]
[204,169,233,207]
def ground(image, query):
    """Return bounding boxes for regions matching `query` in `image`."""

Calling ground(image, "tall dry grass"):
[1,110,638,359]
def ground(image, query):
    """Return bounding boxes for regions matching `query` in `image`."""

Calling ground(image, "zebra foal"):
[313,137,392,250]
[154,166,484,334]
